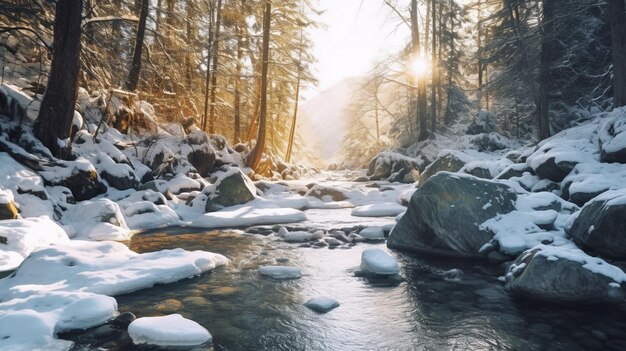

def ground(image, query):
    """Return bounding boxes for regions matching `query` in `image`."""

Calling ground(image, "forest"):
[1,0,626,350]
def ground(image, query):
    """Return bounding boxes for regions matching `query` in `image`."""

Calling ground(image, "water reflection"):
[66,225,626,351]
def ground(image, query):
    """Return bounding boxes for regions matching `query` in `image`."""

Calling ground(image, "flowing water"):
[63,180,626,351]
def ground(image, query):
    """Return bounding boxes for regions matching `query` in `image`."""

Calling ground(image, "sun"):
[410,56,431,78]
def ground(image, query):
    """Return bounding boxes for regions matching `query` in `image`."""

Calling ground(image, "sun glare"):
[410,56,431,78]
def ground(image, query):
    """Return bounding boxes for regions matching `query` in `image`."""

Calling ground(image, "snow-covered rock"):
[258,265,302,279]
[0,240,227,351]
[360,248,400,276]
[191,204,306,229]
[419,151,468,185]
[61,198,131,241]
[505,246,626,304]
[305,184,348,202]
[304,296,340,313]
[128,314,212,347]
[351,203,406,217]
[367,151,421,183]
[567,189,626,259]
[283,231,316,243]
[598,111,626,163]
[0,216,69,271]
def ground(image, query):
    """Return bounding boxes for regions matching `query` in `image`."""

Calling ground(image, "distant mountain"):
[299,77,362,162]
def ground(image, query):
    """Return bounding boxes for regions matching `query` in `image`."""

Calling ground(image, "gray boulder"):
[567,191,626,259]
[388,172,517,258]
[205,169,256,212]
[367,152,421,183]
[505,248,625,304]
[418,153,466,185]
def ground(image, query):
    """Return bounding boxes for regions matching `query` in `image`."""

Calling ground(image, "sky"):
[302,0,411,101]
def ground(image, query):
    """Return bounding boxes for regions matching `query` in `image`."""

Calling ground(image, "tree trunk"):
[35,0,82,160]
[201,1,215,131]
[285,75,299,163]
[411,0,429,141]
[430,0,437,131]
[124,0,149,91]
[234,20,244,143]
[184,0,195,90]
[610,0,626,107]
[247,0,271,169]
[208,0,223,134]
[538,0,553,140]
[477,0,483,110]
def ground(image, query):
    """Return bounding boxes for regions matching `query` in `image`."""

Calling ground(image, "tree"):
[35,0,83,159]
[537,0,553,140]
[247,0,271,169]
[124,0,149,91]
[610,0,626,107]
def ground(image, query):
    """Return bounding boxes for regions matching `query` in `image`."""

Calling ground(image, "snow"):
[359,226,385,241]
[258,265,302,279]
[304,296,340,313]
[360,248,400,276]
[128,314,212,347]
[0,152,54,218]
[191,204,306,229]
[61,199,131,241]
[599,110,626,153]
[351,203,406,217]
[0,241,227,351]
[0,216,69,271]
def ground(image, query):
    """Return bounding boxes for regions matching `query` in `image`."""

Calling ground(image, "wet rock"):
[348,233,366,243]
[304,297,340,313]
[284,231,315,243]
[111,312,136,329]
[205,169,256,212]
[567,190,626,259]
[531,157,578,183]
[331,231,350,243]
[505,248,626,304]
[418,153,466,185]
[258,265,301,279]
[388,172,517,258]
[47,165,107,201]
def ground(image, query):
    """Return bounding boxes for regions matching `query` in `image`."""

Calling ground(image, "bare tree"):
[124,0,149,91]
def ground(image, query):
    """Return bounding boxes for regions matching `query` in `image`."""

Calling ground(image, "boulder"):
[205,169,256,212]
[599,115,626,163]
[567,190,626,259]
[418,153,466,185]
[305,185,347,202]
[470,132,510,152]
[100,169,139,190]
[532,157,578,183]
[505,248,625,304]
[42,162,107,201]
[466,111,497,135]
[367,152,421,183]
[388,172,517,258]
